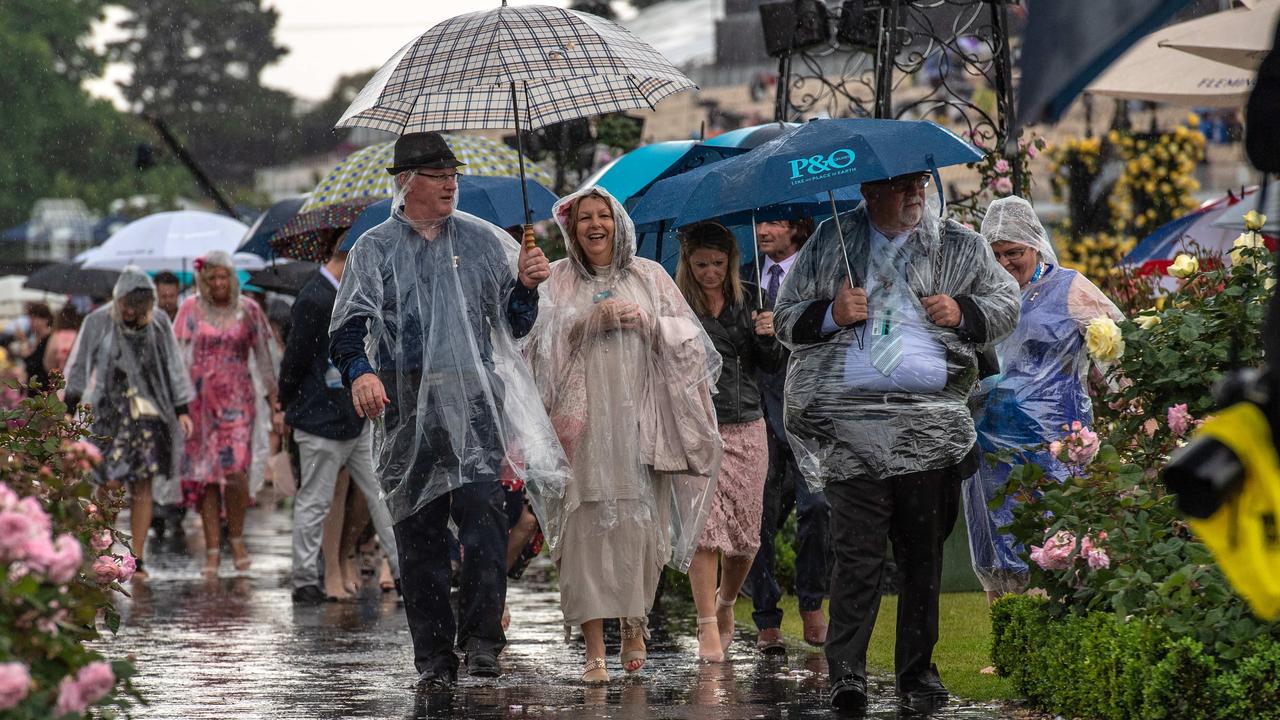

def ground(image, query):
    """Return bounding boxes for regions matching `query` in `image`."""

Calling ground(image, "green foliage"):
[594,114,642,154]
[0,373,141,718]
[991,595,1280,720]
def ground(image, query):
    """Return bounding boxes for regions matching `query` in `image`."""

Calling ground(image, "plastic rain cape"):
[64,267,195,504]
[773,201,1021,488]
[525,187,721,582]
[964,219,1122,593]
[328,183,570,544]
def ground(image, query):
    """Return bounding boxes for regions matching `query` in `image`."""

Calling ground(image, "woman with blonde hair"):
[526,187,722,683]
[173,250,281,576]
[676,221,785,661]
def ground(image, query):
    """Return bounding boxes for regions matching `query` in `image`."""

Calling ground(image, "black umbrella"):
[24,261,120,300]
[238,197,306,259]
[247,261,320,296]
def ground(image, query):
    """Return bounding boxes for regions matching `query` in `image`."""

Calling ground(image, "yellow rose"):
[1232,231,1267,267]
[1169,253,1199,278]
[1267,277,1277,291]
[1085,317,1125,364]
[1187,112,1201,128]
[1156,296,1167,311]
[1244,210,1267,232]
[1135,314,1161,330]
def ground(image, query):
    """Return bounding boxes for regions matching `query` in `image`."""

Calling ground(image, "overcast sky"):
[85,0,618,106]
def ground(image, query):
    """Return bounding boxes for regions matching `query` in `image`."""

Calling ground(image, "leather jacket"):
[697,289,787,425]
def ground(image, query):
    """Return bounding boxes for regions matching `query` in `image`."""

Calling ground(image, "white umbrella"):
[83,211,253,272]
[1159,0,1280,71]
[1086,22,1257,107]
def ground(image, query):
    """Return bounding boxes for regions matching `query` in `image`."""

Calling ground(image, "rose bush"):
[0,374,140,718]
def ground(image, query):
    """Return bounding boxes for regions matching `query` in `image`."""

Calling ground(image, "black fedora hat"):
[385,132,467,175]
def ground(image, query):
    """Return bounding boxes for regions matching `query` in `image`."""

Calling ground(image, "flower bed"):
[0,376,140,718]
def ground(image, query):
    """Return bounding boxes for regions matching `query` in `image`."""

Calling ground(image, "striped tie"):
[869,315,903,376]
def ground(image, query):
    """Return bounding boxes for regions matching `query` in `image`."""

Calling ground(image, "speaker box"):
[759,0,832,58]
[837,0,882,50]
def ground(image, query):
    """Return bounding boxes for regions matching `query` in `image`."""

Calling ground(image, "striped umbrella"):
[301,134,554,212]
[270,201,374,263]
[335,1,696,236]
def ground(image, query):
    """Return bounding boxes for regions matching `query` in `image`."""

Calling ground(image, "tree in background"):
[292,69,378,157]
[570,0,617,20]
[108,0,300,186]
[0,0,192,229]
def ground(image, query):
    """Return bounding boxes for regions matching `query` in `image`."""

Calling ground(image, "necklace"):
[1030,262,1045,284]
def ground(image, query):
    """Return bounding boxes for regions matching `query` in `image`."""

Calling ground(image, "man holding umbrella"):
[328,132,555,687]
[773,172,1019,714]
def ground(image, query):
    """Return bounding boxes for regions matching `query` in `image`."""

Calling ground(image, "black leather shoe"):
[416,669,457,691]
[466,652,500,678]
[898,666,949,714]
[291,585,329,604]
[829,674,868,715]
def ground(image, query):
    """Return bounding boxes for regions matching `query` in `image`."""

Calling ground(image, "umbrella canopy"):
[1086,19,1257,107]
[0,276,65,320]
[300,135,554,213]
[247,260,321,296]
[703,122,800,149]
[270,202,374,264]
[633,118,981,229]
[336,4,695,135]
[1123,189,1275,273]
[580,141,747,209]
[23,262,120,300]
[239,197,306,258]
[1159,0,1280,71]
[82,211,254,272]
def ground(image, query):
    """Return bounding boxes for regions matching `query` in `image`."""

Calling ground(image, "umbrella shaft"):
[509,81,534,236]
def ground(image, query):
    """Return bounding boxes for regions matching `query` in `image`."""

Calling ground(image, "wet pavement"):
[101,505,1017,719]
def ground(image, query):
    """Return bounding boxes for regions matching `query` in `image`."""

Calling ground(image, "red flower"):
[193,257,205,272]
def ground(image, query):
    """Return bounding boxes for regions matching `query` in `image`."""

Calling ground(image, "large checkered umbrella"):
[335,1,696,236]
[300,134,554,213]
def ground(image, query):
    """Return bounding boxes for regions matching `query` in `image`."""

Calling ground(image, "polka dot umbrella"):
[300,134,554,213]
[269,201,375,263]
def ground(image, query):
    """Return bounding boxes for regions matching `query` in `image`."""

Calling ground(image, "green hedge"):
[991,595,1280,720]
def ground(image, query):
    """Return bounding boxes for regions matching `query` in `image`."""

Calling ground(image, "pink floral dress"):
[173,295,276,505]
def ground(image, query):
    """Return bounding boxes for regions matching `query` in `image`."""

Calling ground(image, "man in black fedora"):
[329,131,555,688]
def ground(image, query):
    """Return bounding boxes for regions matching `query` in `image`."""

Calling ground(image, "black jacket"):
[279,270,365,441]
[697,283,787,425]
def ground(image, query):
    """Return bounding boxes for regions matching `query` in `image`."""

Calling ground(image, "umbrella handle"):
[524,223,537,251]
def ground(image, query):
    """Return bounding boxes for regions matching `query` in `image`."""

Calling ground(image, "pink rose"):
[992,177,1013,194]
[1142,418,1159,437]
[1026,143,1039,158]
[1067,426,1100,466]
[1049,440,1063,457]
[0,483,16,510]
[46,534,84,584]
[90,530,113,552]
[1030,530,1077,571]
[993,158,1011,174]
[15,497,49,533]
[73,662,115,705]
[1167,403,1193,437]
[91,555,121,585]
[0,511,35,560]
[20,534,56,574]
[0,662,31,711]
[1087,548,1111,570]
[117,551,136,583]
[55,676,87,716]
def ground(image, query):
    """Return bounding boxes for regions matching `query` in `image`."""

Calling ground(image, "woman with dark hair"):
[21,302,54,395]
[64,267,194,578]
[676,221,785,661]
[173,250,281,576]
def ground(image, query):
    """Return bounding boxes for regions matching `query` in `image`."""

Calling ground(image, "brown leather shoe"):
[800,609,828,647]
[756,627,786,656]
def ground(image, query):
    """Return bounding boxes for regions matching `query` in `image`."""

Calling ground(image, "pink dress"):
[173,296,276,504]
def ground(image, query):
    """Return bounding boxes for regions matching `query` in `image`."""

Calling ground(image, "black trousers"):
[823,449,970,686]
[394,481,508,677]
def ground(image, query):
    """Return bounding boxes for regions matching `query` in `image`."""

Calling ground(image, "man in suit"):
[283,236,400,604]
[741,216,835,655]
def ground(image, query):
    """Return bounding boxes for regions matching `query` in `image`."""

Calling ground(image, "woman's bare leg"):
[689,548,723,660]
[321,469,350,599]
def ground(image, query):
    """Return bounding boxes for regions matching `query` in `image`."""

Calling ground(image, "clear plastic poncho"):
[64,267,195,504]
[980,194,1059,264]
[964,201,1122,594]
[773,200,1021,488]
[328,184,570,534]
[525,187,721,627]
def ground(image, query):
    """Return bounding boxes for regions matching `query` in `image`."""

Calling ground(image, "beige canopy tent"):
[1086,14,1257,107]
[1159,0,1280,71]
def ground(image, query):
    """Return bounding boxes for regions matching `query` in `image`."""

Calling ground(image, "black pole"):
[143,114,239,219]
[509,81,534,234]
[990,1,1020,192]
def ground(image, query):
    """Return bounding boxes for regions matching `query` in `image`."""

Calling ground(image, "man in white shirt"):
[773,173,1019,715]
[741,218,835,656]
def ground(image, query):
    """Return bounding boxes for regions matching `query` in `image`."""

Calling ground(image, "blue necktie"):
[766,264,783,304]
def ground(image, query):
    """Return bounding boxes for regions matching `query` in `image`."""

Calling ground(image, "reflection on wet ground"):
[101,506,1015,719]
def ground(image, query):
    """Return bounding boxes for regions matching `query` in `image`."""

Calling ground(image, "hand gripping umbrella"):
[335,1,696,250]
